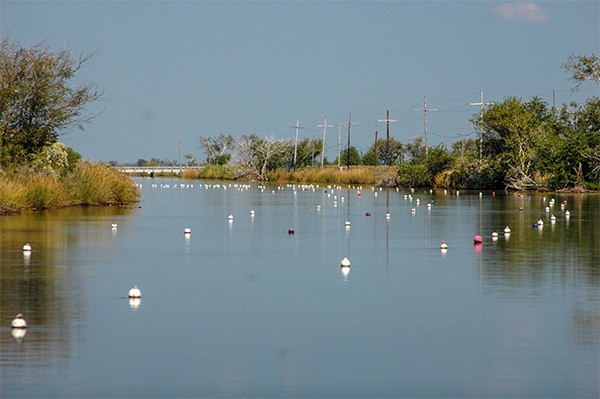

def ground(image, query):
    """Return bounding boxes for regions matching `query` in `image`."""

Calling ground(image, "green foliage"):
[333,147,362,167]
[0,34,101,168]
[363,138,404,165]
[396,163,431,187]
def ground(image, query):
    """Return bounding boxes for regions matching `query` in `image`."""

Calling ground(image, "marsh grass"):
[0,162,139,213]
[266,166,395,185]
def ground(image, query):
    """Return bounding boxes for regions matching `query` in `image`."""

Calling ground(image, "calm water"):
[1,178,598,398]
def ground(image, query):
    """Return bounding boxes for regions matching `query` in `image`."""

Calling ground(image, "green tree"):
[0,35,102,168]
[405,136,426,162]
[362,138,404,165]
[333,147,361,167]
[474,97,556,189]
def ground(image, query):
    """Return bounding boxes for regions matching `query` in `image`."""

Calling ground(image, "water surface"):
[1,179,598,397]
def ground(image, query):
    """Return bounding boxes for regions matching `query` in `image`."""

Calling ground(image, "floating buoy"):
[22,243,32,252]
[365,211,371,217]
[228,214,234,221]
[316,204,321,210]
[128,286,141,298]
[504,226,511,233]
[565,210,571,216]
[550,215,556,221]
[537,219,544,225]
[411,208,416,213]
[184,227,191,234]
[11,314,27,329]
[545,207,550,212]
[440,241,448,250]
[288,228,295,235]
[111,223,118,229]
[345,220,351,227]
[385,212,391,219]
[340,257,351,267]
[473,235,483,244]
[492,231,499,238]
[250,209,255,217]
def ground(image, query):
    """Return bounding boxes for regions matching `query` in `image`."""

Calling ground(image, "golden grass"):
[266,166,395,185]
[0,162,139,213]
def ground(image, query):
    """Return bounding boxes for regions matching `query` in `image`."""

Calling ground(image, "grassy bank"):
[181,165,397,186]
[0,162,140,214]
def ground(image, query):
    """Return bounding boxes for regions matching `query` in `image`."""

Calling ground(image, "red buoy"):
[473,235,483,244]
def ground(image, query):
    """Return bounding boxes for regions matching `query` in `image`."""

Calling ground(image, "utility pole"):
[337,123,342,170]
[415,96,437,156]
[374,130,379,165]
[178,130,182,174]
[460,127,465,159]
[317,115,333,167]
[378,110,398,166]
[346,110,357,170]
[289,117,305,170]
[470,90,493,165]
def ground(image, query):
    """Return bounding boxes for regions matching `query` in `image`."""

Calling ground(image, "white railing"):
[116,166,204,174]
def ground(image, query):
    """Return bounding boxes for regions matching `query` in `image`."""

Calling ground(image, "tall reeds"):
[0,162,139,213]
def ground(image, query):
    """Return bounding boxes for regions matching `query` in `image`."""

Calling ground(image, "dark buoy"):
[288,228,295,235]
[365,211,371,216]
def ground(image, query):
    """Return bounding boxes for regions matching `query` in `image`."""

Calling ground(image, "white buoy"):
[550,215,556,221]
[250,209,255,217]
[11,314,27,329]
[504,226,511,233]
[565,210,571,216]
[411,208,416,213]
[440,241,448,250]
[385,212,391,219]
[345,220,351,227]
[492,231,499,237]
[537,219,544,225]
[228,214,234,220]
[184,227,191,234]
[111,223,118,229]
[340,257,351,267]
[22,243,32,252]
[128,286,141,298]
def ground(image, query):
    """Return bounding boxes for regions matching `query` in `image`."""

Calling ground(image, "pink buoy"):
[473,235,483,244]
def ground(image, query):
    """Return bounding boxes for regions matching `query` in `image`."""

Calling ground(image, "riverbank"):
[0,162,140,214]
[180,165,397,186]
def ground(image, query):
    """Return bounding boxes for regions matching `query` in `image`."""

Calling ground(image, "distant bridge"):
[116,166,204,175]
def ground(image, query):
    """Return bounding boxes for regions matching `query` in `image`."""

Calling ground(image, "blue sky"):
[2,1,598,164]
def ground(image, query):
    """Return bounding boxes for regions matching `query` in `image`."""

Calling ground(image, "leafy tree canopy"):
[0,34,102,168]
